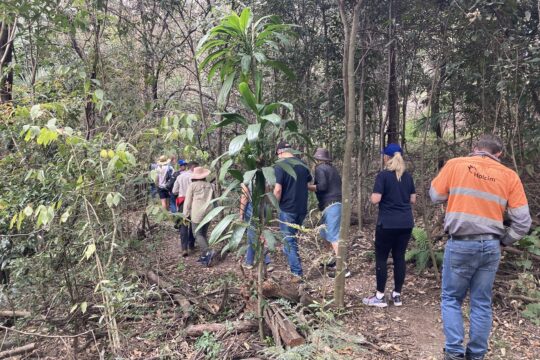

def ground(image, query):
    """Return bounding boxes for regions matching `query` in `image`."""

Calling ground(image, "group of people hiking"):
[152,134,532,360]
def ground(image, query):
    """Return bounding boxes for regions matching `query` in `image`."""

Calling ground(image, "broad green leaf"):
[265,192,280,210]
[9,214,17,229]
[30,105,43,120]
[60,208,71,223]
[80,302,88,314]
[243,169,257,184]
[84,243,96,260]
[195,206,226,233]
[211,151,229,169]
[241,54,251,75]
[94,89,104,101]
[246,123,261,143]
[106,193,114,207]
[220,159,233,182]
[263,229,277,250]
[275,159,297,180]
[229,134,247,156]
[209,214,238,246]
[239,7,252,30]
[262,166,276,185]
[218,72,236,109]
[23,206,33,217]
[261,114,281,126]
[223,224,248,255]
[238,82,258,112]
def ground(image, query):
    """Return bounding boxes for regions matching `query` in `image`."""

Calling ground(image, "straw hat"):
[313,148,332,161]
[191,166,211,180]
[157,155,171,166]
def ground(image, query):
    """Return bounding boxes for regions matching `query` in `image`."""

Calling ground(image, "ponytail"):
[385,152,406,181]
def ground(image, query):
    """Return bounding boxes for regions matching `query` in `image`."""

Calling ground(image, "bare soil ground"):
[10,221,538,359]
[119,222,540,359]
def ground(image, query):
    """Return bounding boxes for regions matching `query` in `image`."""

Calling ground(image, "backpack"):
[165,170,181,192]
[157,165,172,189]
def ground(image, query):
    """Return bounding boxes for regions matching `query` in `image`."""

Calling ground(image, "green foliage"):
[194,331,221,359]
[405,227,442,273]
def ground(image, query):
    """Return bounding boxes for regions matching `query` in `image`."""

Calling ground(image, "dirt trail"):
[134,224,539,360]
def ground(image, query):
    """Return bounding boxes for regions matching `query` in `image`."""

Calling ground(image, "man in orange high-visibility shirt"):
[430,134,531,360]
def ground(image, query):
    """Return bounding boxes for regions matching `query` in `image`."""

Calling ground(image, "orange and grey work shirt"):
[430,152,532,246]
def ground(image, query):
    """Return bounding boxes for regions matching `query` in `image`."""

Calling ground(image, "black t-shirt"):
[314,163,342,210]
[275,157,312,215]
[373,170,415,229]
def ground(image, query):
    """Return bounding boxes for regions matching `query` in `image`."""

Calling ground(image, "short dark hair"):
[474,134,503,155]
[190,161,200,168]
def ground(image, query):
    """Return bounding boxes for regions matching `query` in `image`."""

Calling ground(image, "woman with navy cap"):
[363,143,416,308]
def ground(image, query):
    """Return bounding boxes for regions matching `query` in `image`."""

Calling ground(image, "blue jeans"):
[169,194,177,213]
[279,211,306,276]
[320,203,341,243]
[244,203,271,266]
[442,239,501,357]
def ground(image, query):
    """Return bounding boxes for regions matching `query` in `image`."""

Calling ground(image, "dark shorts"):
[158,188,169,199]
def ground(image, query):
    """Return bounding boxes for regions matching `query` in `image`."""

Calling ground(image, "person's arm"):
[240,183,250,219]
[429,162,451,203]
[273,183,283,202]
[371,193,382,204]
[502,174,532,246]
[172,175,181,195]
[410,175,417,204]
[310,166,327,193]
[371,172,384,204]
[183,184,193,218]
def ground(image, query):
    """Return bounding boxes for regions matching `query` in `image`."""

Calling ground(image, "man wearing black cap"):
[273,141,312,280]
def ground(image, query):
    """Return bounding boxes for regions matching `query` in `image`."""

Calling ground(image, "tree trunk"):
[386,0,399,145]
[356,59,365,227]
[185,320,257,337]
[0,22,15,104]
[334,0,363,308]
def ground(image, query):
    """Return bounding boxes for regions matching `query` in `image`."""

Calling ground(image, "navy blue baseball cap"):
[178,159,187,166]
[382,143,402,157]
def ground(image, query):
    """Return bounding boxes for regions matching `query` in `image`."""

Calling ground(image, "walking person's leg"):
[321,203,341,256]
[192,223,209,256]
[390,228,412,305]
[363,226,392,307]
[466,240,500,359]
[244,204,256,266]
[279,211,304,277]
[442,240,480,357]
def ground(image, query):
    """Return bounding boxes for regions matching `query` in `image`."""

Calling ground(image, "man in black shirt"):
[308,148,342,252]
[273,141,312,279]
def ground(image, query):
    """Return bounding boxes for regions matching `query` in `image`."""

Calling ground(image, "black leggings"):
[375,226,412,293]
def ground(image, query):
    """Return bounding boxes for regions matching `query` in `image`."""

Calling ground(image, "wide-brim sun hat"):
[157,155,171,165]
[313,148,332,161]
[191,166,211,180]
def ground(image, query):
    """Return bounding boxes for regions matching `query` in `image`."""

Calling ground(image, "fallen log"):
[143,271,191,322]
[0,343,36,359]
[185,320,257,337]
[262,280,314,306]
[503,246,540,262]
[0,310,31,318]
[263,303,304,347]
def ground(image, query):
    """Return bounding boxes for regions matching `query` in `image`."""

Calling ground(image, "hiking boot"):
[291,274,304,284]
[243,264,254,270]
[327,268,351,278]
[465,350,484,360]
[182,250,188,257]
[444,350,464,360]
[319,258,336,269]
[205,251,215,267]
[266,265,274,272]
[362,294,388,308]
[392,294,402,307]
[197,255,207,263]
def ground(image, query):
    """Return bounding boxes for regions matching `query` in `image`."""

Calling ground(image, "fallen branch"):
[0,310,31,318]
[185,320,257,337]
[503,246,540,262]
[0,343,36,359]
[264,303,305,347]
[494,291,539,303]
[143,271,191,322]
[262,280,314,306]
